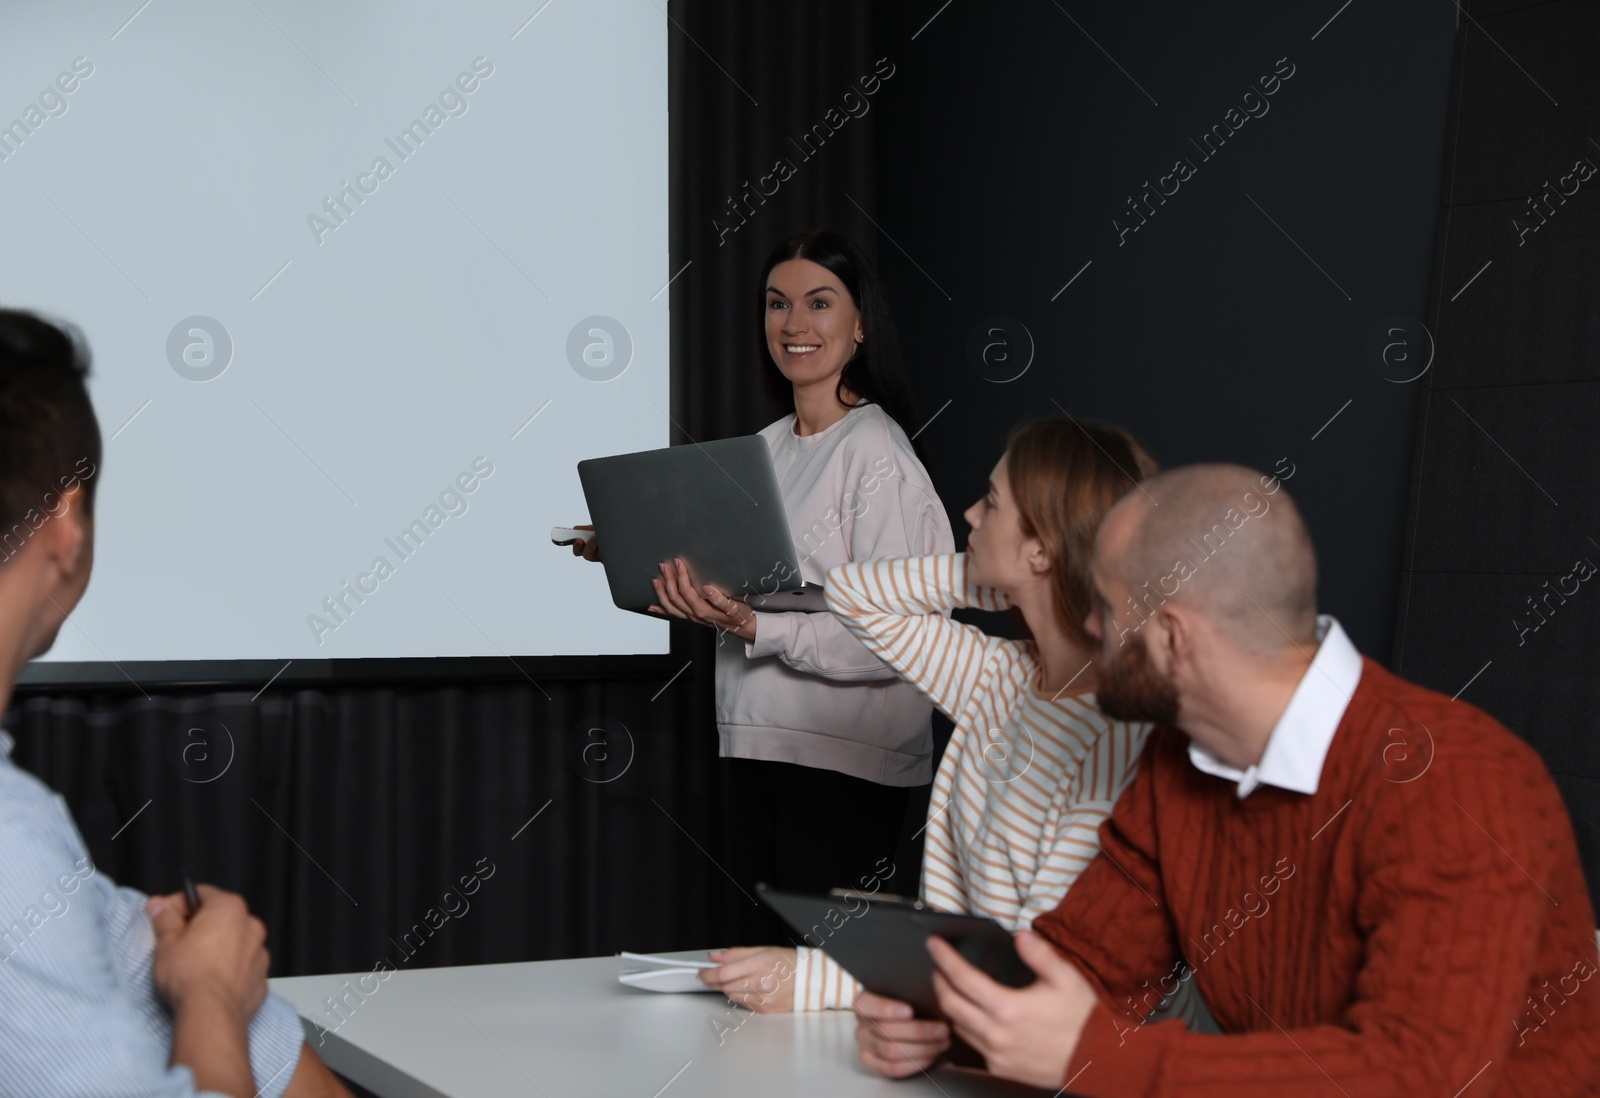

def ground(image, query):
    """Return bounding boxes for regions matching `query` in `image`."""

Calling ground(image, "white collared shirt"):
[1187,614,1364,798]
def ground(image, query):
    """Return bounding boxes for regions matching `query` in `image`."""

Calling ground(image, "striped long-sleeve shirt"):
[792,551,1158,1012]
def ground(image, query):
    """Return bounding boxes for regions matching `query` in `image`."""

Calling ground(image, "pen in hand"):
[182,870,202,916]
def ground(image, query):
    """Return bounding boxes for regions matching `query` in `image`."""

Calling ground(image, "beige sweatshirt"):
[715,403,956,786]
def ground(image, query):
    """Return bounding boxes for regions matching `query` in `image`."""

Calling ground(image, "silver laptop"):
[577,436,829,617]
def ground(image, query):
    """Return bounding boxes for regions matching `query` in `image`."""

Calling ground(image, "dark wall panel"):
[867,1,1456,663]
[1393,0,1600,906]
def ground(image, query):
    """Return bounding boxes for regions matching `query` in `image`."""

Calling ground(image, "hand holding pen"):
[145,874,271,1021]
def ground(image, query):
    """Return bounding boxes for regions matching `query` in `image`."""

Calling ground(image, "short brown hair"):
[1004,417,1158,646]
[0,311,101,565]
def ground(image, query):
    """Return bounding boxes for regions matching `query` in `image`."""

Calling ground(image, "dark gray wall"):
[1391,0,1600,908]
[869,1,1457,663]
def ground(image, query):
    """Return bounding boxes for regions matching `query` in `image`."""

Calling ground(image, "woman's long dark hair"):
[756,230,929,469]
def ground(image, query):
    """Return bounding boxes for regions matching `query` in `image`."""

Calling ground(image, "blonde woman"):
[701,418,1207,1045]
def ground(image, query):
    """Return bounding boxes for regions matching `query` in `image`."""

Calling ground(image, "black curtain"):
[7,682,731,972]
[1391,0,1600,909]
[4,1,921,978]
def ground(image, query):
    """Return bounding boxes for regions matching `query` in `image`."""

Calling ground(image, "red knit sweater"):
[1032,657,1600,1096]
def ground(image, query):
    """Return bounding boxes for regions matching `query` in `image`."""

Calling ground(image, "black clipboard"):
[757,883,1036,1019]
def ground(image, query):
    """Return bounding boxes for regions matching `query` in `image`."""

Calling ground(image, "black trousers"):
[723,756,916,944]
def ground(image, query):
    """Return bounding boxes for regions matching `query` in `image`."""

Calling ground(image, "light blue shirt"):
[1187,614,1364,798]
[0,730,306,1097]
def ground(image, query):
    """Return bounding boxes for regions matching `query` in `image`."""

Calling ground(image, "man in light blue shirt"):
[0,309,350,1097]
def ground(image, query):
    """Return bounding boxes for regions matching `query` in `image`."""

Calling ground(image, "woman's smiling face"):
[765,258,865,387]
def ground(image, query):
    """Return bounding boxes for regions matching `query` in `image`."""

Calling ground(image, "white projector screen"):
[2,0,669,672]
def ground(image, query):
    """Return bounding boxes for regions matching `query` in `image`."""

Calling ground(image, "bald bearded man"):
[869,464,1599,1094]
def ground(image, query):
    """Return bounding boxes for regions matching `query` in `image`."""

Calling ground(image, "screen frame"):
[14,650,686,692]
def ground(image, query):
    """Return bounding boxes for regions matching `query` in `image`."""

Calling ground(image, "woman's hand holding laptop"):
[649,556,757,641]
[561,521,755,640]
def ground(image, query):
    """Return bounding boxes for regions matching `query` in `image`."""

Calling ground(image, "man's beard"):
[1096,631,1180,725]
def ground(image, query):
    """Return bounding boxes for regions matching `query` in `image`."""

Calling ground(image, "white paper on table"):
[618,951,717,969]
[616,951,722,994]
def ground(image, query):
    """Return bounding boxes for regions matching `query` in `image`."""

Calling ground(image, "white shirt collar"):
[1187,614,1363,799]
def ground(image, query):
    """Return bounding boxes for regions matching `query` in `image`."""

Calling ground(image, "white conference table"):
[270,950,1053,1097]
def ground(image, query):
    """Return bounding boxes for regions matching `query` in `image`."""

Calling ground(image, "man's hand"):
[147,885,270,1020]
[854,990,951,1078]
[928,930,1097,1088]
[699,947,796,1012]
[146,885,272,1096]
